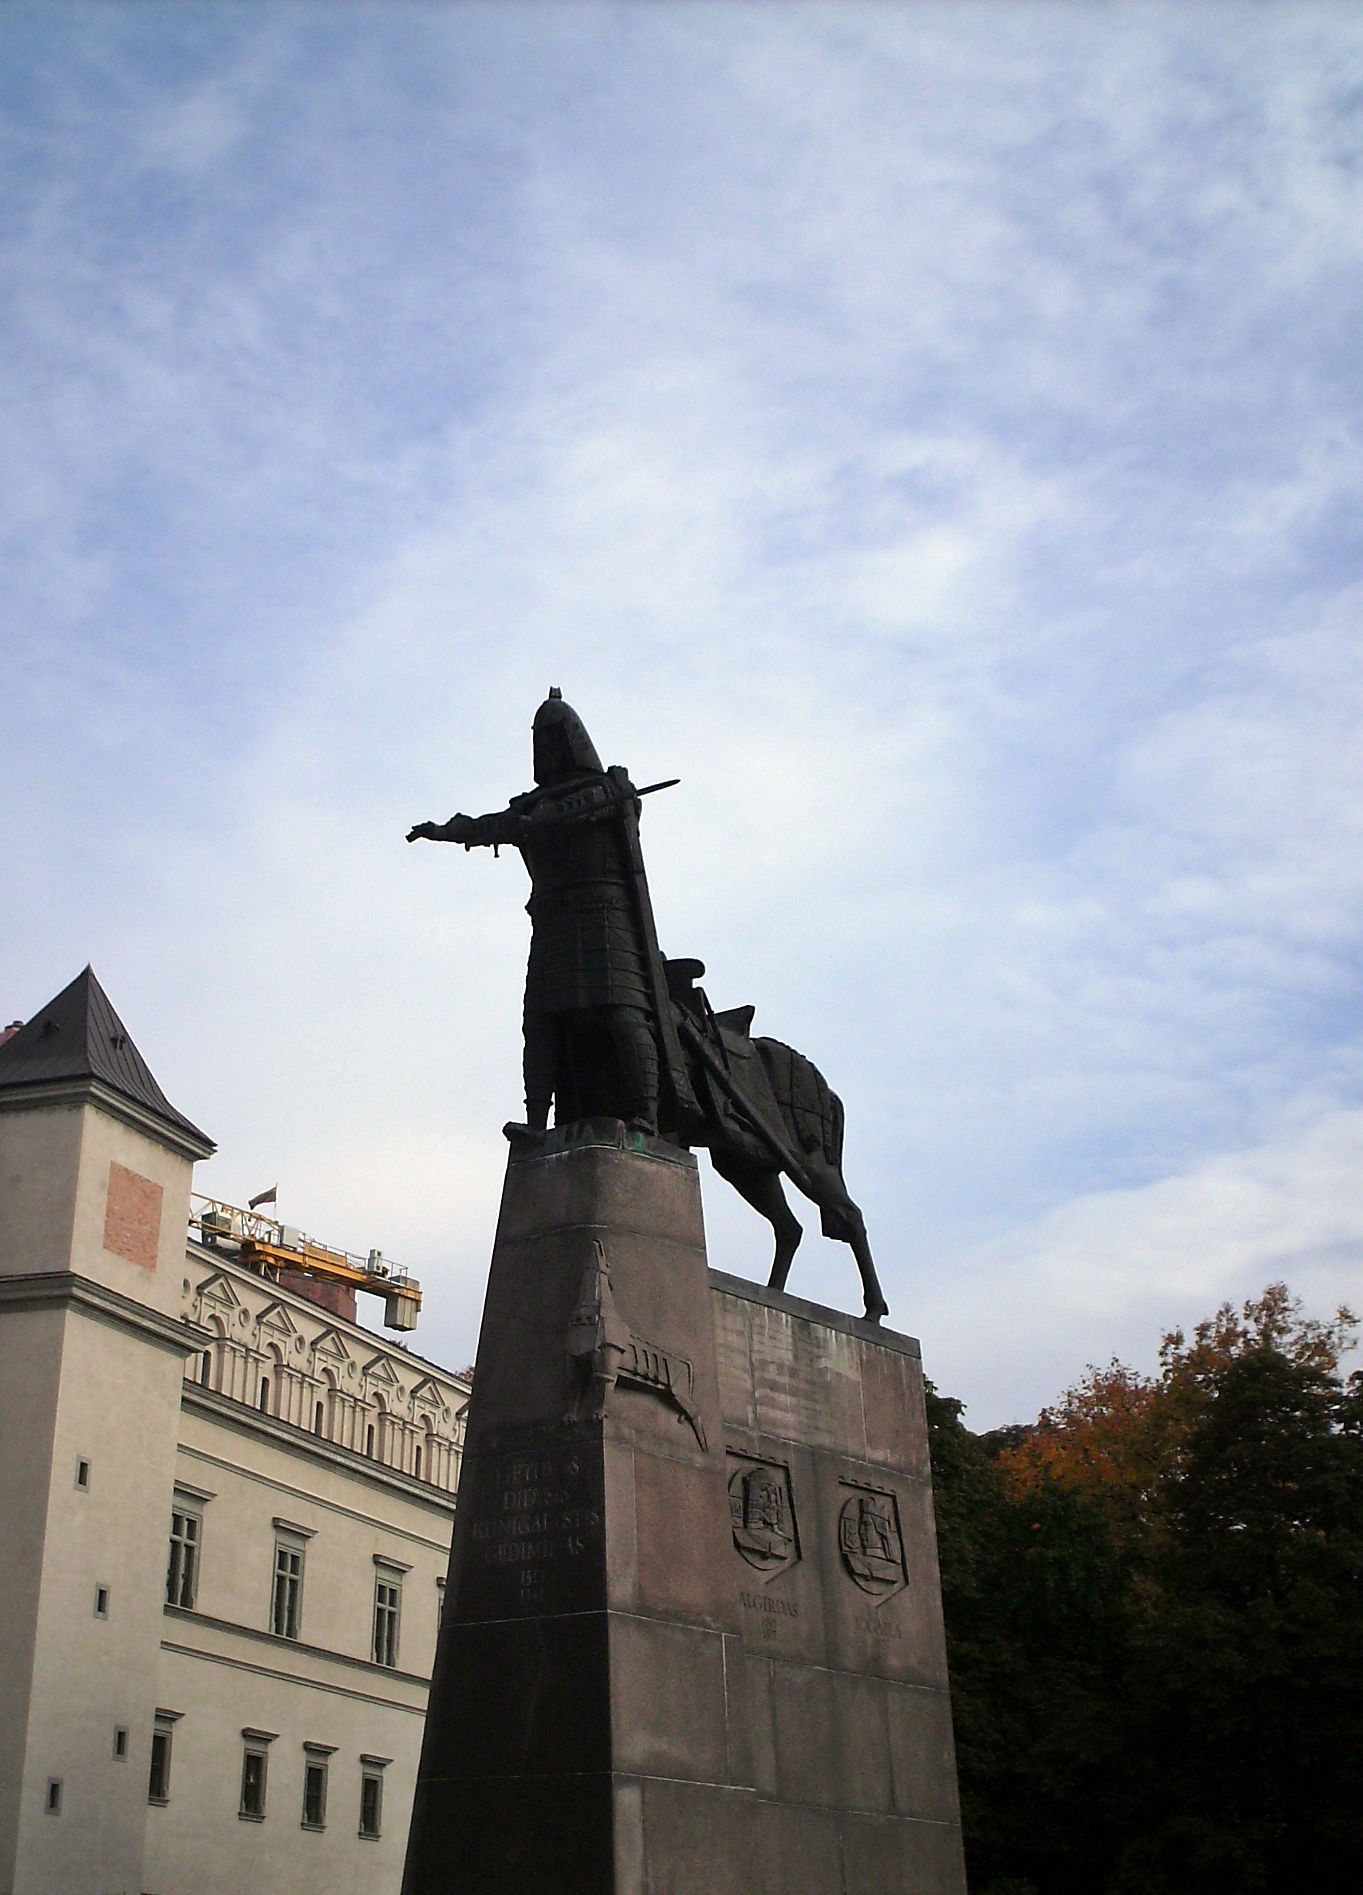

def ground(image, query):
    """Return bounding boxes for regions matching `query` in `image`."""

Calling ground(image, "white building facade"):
[0,970,468,1895]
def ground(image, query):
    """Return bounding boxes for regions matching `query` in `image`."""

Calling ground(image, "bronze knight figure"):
[408,690,889,1322]
[408,689,696,1139]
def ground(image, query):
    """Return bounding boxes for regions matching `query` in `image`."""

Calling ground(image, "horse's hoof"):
[864,1301,889,1324]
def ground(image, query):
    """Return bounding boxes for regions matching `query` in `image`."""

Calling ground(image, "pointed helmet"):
[532,687,604,784]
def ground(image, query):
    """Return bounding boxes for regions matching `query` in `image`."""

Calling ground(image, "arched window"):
[199,1349,213,1386]
[413,1444,422,1480]
[321,1371,340,1443]
[365,1422,376,1457]
[313,1400,324,1435]
[259,1346,287,1421]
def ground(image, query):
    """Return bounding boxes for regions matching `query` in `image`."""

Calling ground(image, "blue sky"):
[4,3,1361,1424]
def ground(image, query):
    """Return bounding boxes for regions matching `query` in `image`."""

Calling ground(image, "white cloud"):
[3,3,1362,1416]
[923,1104,1363,1425]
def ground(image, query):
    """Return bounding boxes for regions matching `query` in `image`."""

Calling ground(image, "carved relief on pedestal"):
[619,1336,707,1450]
[727,1455,799,1577]
[563,1240,708,1449]
[837,1482,908,1599]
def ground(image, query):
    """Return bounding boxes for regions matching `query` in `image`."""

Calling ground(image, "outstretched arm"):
[406,810,523,847]
[407,815,471,844]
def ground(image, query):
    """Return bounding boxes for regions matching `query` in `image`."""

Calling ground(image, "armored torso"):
[516,773,652,1014]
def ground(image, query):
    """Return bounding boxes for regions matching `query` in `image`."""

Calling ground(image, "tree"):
[1112,1334,1363,1894]
[928,1385,1130,1895]
[930,1286,1363,1895]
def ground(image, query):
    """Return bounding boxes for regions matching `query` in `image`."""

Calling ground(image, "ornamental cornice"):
[0,1075,214,1161]
[0,1270,210,1356]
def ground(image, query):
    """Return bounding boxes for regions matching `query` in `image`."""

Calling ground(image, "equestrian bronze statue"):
[407,690,889,1322]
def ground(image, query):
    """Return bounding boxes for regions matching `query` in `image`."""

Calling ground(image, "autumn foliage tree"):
[929,1285,1363,1895]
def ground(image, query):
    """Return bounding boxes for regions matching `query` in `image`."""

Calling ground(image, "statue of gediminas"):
[407,688,695,1140]
[408,689,889,1322]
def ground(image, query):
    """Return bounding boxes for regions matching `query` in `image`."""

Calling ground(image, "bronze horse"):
[407,692,889,1325]
[665,962,889,1324]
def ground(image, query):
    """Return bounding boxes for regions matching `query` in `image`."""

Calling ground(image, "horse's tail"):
[753,1038,845,1171]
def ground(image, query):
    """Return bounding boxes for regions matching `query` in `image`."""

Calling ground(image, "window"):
[240,1749,267,1819]
[166,1508,200,1608]
[199,1349,213,1386]
[93,1584,110,1618]
[45,1779,62,1815]
[365,1422,376,1457]
[358,1759,389,1839]
[148,1710,180,1803]
[74,1457,90,1490]
[113,1727,129,1760]
[372,1577,401,1668]
[271,1542,304,1638]
[258,1375,271,1412]
[302,1760,326,1827]
[313,1400,324,1435]
[301,1745,335,1830]
[239,1730,276,1820]
[414,1444,423,1479]
[148,1731,171,1801]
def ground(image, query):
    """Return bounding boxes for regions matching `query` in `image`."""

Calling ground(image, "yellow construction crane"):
[190,1195,422,1332]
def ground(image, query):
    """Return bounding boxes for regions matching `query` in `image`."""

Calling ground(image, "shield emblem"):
[728,1458,799,1576]
[838,1486,907,1598]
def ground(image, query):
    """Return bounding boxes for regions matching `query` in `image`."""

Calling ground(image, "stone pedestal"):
[402,1127,965,1895]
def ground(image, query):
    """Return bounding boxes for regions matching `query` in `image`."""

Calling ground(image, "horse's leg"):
[802,1165,890,1324]
[710,1150,803,1291]
[827,1196,889,1323]
[849,1218,889,1324]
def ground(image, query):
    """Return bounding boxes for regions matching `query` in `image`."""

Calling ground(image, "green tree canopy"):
[931,1285,1363,1895]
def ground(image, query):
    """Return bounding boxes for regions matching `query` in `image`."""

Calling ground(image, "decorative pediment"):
[195,1271,243,1313]
[361,1354,403,1391]
[411,1376,450,1416]
[256,1300,302,1340]
[312,1327,355,1366]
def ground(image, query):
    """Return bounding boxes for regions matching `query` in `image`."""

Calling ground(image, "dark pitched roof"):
[0,967,213,1151]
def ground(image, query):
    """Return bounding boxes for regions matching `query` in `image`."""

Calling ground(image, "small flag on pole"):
[249,1185,278,1211]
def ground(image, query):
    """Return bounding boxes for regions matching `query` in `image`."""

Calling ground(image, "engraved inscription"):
[727,1456,799,1576]
[740,1587,800,1640]
[855,1609,904,1639]
[739,1590,799,1617]
[838,1484,908,1599]
[466,1446,600,1612]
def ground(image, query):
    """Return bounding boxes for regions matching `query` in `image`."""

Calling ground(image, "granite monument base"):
[402,1125,966,1895]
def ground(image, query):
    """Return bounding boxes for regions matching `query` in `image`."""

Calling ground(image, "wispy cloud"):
[923,1103,1363,1421]
[2,3,1361,1419]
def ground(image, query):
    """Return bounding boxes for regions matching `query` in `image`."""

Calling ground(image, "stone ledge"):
[708,1270,922,1360]
[506,1118,698,1170]
[164,1602,430,1688]
[0,1269,209,1355]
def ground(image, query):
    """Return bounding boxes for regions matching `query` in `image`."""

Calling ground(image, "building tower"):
[0,969,214,1895]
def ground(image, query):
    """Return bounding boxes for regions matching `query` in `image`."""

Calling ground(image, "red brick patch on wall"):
[103,1162,163,1271]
